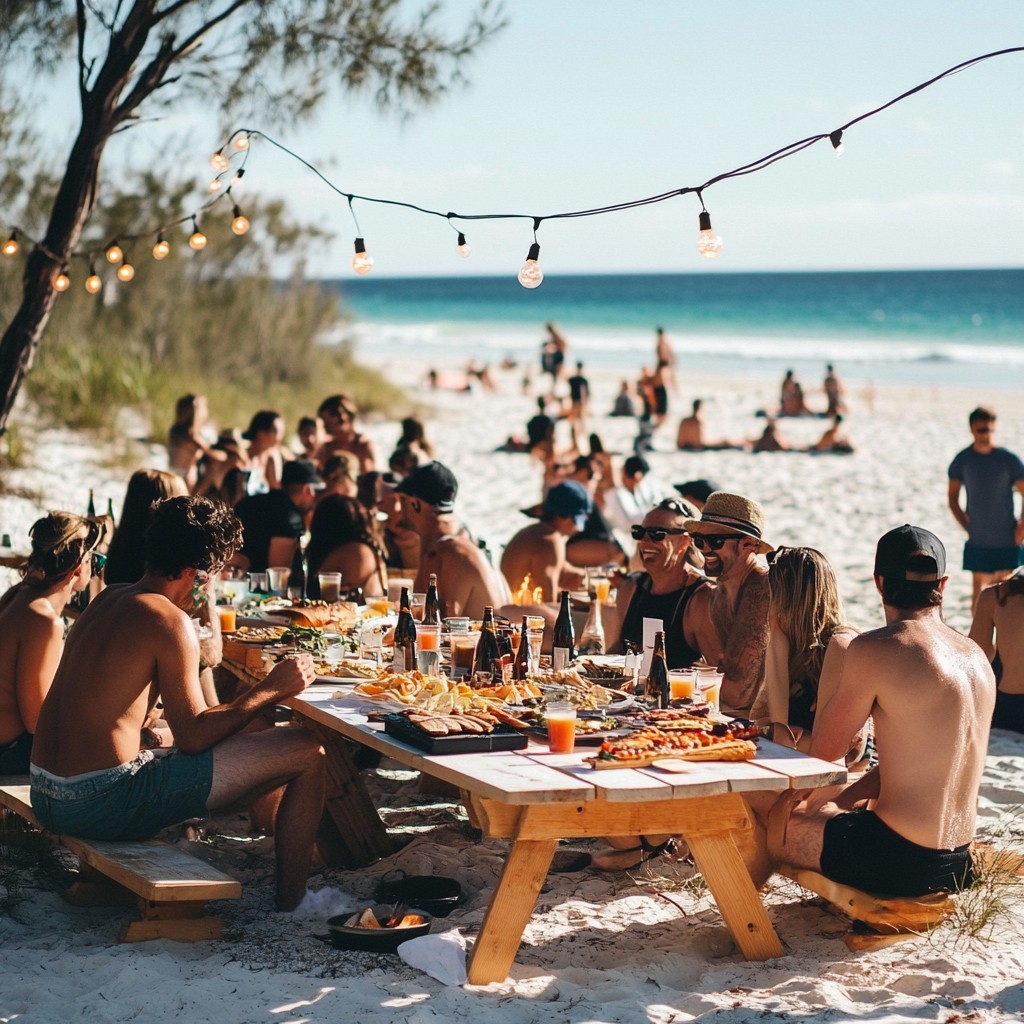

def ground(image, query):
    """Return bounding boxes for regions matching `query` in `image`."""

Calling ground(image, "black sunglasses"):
[692,533,746,551]
[631,525,688,542]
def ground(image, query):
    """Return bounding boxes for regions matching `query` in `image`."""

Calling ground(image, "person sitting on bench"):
[29,495,324,911]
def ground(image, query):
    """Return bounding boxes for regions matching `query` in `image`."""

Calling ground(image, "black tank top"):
[620,573,710,668]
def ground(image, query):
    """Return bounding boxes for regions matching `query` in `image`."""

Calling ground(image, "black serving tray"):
[383,713,528,754]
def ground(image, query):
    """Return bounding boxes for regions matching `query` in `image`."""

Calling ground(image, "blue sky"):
[117,2,1024,276]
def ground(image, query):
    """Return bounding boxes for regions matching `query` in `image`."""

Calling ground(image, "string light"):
[1,230,19,257]
[518,242,543,289]
[231,168,246,188]
[233,133,250,151]
[116,261,135,282]
[152,233,170,260]
[455,232,471,258]
[351,237,373,275]
[85,263,102,294]
[105,241,123,264]
[207,178,223,193]
[188,217,207,250]
[52,268,70,292]
[231,205,250,236]
[696,210,723,259]
[830,129,845,156]
[210,151,230,172]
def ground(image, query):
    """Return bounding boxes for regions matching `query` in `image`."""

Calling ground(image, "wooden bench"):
[0,782,241,942]
[778,865,955,951]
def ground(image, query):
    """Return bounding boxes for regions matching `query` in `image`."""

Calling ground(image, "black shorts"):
[653,386,669,415]
[820,809,973,896]
[992,689,1024,733]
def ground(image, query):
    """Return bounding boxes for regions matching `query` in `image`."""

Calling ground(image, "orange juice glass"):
[418,626,440,651]
[216,605,236,632]
[594,578,611,604]
[368,597,391,616]
[669,669,696,701]
[546,701,577,753]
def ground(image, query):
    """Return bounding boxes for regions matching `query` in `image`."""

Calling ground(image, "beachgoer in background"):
[603,455,669,547]
[567,361,590,434]
[305,495,387,600]
[296,416,323,461]
[587,433,616,502]
[969,567,1024,732]
[676,399,743,451]
[168,394,223,491]
[397,462,508,618]
[610,380,637,418]
[756,526,992,898]
[650,360,670,429]
[562,455,625,570]
[242,409,291,492]
[29,495,325,911]
[195,428,250,502]
[318,452,360,503]
[0,513,101,774]
[778,369,811,417]
[673,479,720,511]
[683,492,771,717]
[501,481,590,604]
[316,394,378,474]
[752,546,866,761]
[948,406,1024,609]
[823,363,846,417]
[654,326,676,387]
[233,460,324,573]
[752,418,789,453]
[540,323,568,392]
[812,414,854,453]
[397,416,435,461]
[358,471,420,575]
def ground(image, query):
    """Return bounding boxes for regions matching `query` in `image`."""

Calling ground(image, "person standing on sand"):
[823,363,846,417]
[948,406,1024,610]
[752,526,992,897]
[969,567,1024,732]
[30,496,325,911]
[566,361,590,434]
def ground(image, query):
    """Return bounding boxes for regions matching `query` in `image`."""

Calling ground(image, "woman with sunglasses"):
[756,546,868,762]
[0,512,102,773]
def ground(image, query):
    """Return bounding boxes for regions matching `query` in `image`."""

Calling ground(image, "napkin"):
[397,929,468,986]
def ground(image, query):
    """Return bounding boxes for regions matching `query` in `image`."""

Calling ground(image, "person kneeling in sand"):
[30,495,325,912]
[750,526,993,896]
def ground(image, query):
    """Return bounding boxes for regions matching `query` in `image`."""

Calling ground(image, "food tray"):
[527,726,631,747]
[382,714,528,754]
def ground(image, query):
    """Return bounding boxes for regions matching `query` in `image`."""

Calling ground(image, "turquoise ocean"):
[327,269,1024,390]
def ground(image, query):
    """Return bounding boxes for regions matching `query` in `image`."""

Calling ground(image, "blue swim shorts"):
[963,541,1024,574]
[30,748,213,841]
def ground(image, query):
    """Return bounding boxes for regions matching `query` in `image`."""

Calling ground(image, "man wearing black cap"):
[396,462,508,619]
[233,460,324,572]
[761,525,994,898]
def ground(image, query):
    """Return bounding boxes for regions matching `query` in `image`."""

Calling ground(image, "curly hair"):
[144,495,242,579]
[23,512,103,585]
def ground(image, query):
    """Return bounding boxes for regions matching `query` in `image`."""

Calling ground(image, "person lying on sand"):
[811,414,855,453]
[675,400,743,451]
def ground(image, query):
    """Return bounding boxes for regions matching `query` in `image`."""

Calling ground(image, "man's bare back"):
[500,522,565,604]
[416,530,507,620]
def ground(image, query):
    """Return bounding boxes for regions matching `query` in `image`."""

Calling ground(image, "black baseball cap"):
[395,461,458,513]
[281,459,325,489]
[874,524,946,581]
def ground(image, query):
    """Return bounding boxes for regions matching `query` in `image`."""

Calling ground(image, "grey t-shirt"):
[948,446,1024,547]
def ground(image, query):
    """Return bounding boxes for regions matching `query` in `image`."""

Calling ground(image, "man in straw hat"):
[753,525,992,897]
[683,491,773,717]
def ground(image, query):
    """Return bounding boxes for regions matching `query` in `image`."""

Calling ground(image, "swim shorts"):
[30,748,213,841]
[819,808,973,896]
[0,731,32,774]
[992,688,1024,733]
[963,541,1024,573]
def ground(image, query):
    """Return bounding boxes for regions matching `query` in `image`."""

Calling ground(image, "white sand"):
[2,363,1023,1022]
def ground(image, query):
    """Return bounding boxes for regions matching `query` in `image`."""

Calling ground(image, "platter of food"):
[226,626,288,644]
[585,723,759,769]
[382,709,529,754]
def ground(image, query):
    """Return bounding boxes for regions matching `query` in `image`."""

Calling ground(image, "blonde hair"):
[768,546,847,684]
[24,512,102,585]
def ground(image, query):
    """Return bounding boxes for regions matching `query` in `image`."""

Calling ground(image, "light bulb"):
[829,129,845,157]
[105,242,123,264]
[152,235,170,260]
[351,237,373,275]
[210,151,230,172]
[189,219,207,250]
[1,231,19,257]
[85,267,102,294]
[207,178,223,193]
[231,206,250,236]
[231,169,246,188]
[233,133,250,151]
[455,232,471,258]
[696,211,723,259]
[117,262,135,282]
[517,242,543,289]
[53,270,70,292]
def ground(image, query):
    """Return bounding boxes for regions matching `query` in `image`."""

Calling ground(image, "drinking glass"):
[668,668,697,701]
[248,571,267,595]
[216,605,237,633]
[387,577,414,610]
[266,566,289,596]
[528,628,544,664]
[450,633,480,679]
[417,625,441,676]
[546,701,577,753]
[695,668,724,712]
[411,592,427,620]
[318,572,342,603]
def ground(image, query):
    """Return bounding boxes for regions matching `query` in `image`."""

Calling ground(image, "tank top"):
[620,572,711,668]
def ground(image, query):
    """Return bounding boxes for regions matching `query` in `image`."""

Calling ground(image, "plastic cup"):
[526,615,546,631]
[528,628,544,664]
[546,701,577,753]
[451,633,480,679]
[669,669,697,701]
[387,577,414,609]
[411,593,427,620]
[248,571,267,594]
[696,669,724,712]
[446,616,470,635]
[318,572,342,603]
[216,605,237,633]
[266,566,290,596]
[594,578,611,604]
[417,625,441,676]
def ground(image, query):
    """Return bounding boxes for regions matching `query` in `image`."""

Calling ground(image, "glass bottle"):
[393,587,417,674]
[552,590,576,670]
[423,573,442,626]
[472,605,502,678]
[578,598,605,655]
[288,545,307,600]
[512,616,535,681]
[497,628,515,683]
[86,488,96,518]
[645,630,670,709]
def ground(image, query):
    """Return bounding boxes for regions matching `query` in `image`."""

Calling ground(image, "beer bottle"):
[472,605,501,678]
[86,488,96,518]
[578,598,605,655]
[423,573,442,626]
[497,627,514,683]
[288,544,307,599]
[393,587,417,674]
[512,615,535,680]
[552,590,575,670]
[645,630,670,709]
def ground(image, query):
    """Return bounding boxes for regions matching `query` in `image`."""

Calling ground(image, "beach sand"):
[2,361,1023,1022]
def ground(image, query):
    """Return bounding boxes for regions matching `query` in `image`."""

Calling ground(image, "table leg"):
[467,814,557,985]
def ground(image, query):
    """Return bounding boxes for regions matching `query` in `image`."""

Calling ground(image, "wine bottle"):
[552,590,575,671]
[288,544,307,599]
[512,615,535,680]
[423,573,442,625]
[578,598,605,655]
[645,630,670,709]
[393,587,417,674]
[472,605,502,678]
[106,497,115,520]
[497,628,514,683]
[86,488,96,518]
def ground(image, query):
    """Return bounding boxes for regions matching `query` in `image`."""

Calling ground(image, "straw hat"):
[682,491,773,554]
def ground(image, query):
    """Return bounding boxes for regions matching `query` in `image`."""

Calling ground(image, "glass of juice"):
[368,596,391,617]
[450,633,480,679]
[546,701,577,753]
[318,572,342,603]
[696,669,724,712]
[669,668,696,701]
[216,605,237,633]
[417,625,441,676]
[594,577,611,605]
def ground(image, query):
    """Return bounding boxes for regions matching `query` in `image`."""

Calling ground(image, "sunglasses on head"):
[90,550,107,574]
[631,525,688,542]
[691,533,746,551]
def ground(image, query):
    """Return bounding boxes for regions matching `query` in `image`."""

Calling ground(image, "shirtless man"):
[30,496,324,911]
[501,481,590,605]
[396,462,508,619]
[683,492,771,717]
[676,399,740,451]
[760,525,993,896]
[316,394,378,475]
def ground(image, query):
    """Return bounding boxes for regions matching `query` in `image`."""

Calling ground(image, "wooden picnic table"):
[287,689,847,984]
